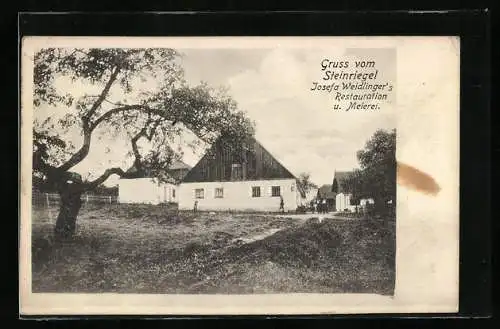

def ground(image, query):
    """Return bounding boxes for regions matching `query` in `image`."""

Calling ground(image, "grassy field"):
[31,204,396,295]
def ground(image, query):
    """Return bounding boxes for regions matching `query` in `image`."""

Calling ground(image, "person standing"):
[279,195,285,213]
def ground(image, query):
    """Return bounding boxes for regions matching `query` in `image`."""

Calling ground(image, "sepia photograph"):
[20,36,459,315]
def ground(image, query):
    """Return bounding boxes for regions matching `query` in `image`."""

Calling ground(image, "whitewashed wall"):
[360,198,375,207]
[335,192,352,212]
[118,178,178,205]
[178,179,298,212]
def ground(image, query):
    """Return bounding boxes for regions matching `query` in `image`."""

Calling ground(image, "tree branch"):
[85,96,125,107]
[57,128,91,172]
[33,151,61,178]
[131,128,148,168]
[57,66,121,172]
[145,119,161,141]
[85,167,131,190]
[84,123,164,190]
[129,119,162,168]
[57,105,147,172]
[90,104,174,131]
[84,66,121,122]
[58,102,174,173]
[91,105,144,130]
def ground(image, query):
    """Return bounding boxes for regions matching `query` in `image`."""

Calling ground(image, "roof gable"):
[169,160,192,170]
[123,161,191,184]
[182,136,296,183]
[334,171,352,181]
[332,170,354,193]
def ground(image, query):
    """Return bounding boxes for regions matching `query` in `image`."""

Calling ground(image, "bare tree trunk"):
[54,181,83,240]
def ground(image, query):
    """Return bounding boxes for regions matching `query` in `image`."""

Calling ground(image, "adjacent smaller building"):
[332,170,355,212]
[316,170,356,212]
[117,160,191,205]
[317,184,337,211]
[118,177,178,205]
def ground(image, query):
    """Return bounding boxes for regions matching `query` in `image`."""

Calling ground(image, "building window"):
[195,188,204,199]
[231,163,243,181]
[215,188,224,198]
[252,186,261,197]
[172,189,176,198]
[272,186,281,197]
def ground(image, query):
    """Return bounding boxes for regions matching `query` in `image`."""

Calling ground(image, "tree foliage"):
[344,129,396,211]
[296,172,318,197]
[33,48,255,190]
[331,177,338,193]
[32,48,255,238]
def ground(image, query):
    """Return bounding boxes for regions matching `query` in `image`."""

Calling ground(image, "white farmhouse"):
[178,136,302,212]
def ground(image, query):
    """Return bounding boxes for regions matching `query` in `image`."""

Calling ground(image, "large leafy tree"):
[344,129,396,213]
[32,48,255,239]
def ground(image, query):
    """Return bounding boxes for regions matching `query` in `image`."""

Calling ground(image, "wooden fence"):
[32,192,118,208]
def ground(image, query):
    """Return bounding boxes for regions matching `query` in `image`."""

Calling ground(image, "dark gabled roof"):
[169,160,192,171]
[122,163,180,184]
[334,171,353,181]
[255,138,297,180]
[182,136,297,183]
[124,164,144,177]
[332,170,354,193]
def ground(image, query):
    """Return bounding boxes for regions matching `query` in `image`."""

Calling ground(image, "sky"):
[177,47,396,186]
[35,45,396,187]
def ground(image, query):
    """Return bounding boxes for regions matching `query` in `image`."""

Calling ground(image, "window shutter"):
[268,186,272,196]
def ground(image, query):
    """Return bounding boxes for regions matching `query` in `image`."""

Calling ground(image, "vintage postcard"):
[20,36,459,315]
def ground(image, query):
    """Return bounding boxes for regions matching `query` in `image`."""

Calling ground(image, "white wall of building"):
[335,192,352,212]
[118,178,178,205]
[360,198,375,207]
[178,179,299,212]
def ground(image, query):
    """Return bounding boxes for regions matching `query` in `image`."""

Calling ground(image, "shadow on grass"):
[31,205,395,295]
[185,218,396,295]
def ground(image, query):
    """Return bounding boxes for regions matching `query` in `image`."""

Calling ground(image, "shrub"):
[295,205,307,214]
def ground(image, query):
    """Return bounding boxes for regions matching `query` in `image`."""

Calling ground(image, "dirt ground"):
[31,203,396,295]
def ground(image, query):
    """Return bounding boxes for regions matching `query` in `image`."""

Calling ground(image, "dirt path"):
[273,213,360,221]
[230,228,282,244]
[31,204,393,294]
